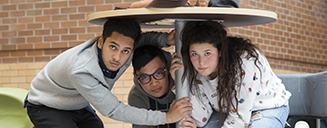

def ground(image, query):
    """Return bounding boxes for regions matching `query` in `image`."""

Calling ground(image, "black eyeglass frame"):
[137,68,167,84]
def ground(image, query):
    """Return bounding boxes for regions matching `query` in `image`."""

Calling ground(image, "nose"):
[149,76,159,87]
[112,50,120,61]
[199,56,205,65]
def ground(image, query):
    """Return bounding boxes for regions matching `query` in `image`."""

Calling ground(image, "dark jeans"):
[27,106,104,128]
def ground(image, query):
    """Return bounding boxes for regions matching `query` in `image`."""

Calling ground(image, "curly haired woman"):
[170,20,291,128]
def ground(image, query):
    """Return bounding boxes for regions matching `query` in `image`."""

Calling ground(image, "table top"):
[87,7,277,27]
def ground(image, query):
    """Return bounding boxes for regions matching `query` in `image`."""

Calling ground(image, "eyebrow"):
[190,49,212,53]
[110,41,132,50]
[203,49,212,52]
[138,67,165,76]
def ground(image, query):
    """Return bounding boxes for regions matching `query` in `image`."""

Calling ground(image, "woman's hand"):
[165,97,192,124]
[179,117,197,128]
[170,52,183,82]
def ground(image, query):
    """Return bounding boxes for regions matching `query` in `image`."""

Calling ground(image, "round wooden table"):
[88,7,277,27]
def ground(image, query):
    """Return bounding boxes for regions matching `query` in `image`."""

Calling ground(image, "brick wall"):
[0,0,326,128]
[231,0,327,73]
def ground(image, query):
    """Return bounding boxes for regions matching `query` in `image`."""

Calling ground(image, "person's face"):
[97,31,134,71]
[134,57,170,98]
[189,43,219,77]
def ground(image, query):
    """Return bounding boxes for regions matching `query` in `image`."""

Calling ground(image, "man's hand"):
[169,52,183,83]
[166,29,176,46]
[165,97,192,124]
[179,117,197,128]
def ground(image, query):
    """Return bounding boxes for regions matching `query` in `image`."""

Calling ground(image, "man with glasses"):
[129,45,196,128]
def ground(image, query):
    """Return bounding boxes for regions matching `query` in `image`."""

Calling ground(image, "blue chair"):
[277,71,327,128]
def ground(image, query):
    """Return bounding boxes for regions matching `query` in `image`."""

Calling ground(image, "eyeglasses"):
[137,68,166,84]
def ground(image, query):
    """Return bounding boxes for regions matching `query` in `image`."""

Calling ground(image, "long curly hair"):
[181,20,260,126]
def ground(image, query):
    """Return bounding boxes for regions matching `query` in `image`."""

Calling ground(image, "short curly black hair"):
[102,18,141,43]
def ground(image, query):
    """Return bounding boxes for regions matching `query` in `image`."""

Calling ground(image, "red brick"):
[18,30,33,36]
[245,30,252,36]
[2,44,17,50]
[44,22,60,28]
[18,3,34,10]
[96,5,113,11]
[2,18,17,24]
[0,0,9,4]
[78,33,95,40]
[0,51,10,57]
[0,38,9,44]
[0,25,9,31]
[27,50,43,56]
[11,0,25,3]
[26,0,42,2]
[70,27,85,33]
[0,12,9,18]
[62,35,77,41]
[27,10,42,16]
[35,30,50,35]
[124,0,139,2]
[52,15,68,21]
[27,23,42,29]
[52,42,68,48]
[105,0,122,3]
[27,37,42,43]
[18,44,33,50]
[78,6,94,13]
[10,11,26,17]
[69,0,85,6]
[2,5,17,11]
[61,21,77,28]
[35,16,51,22]
[18,57,34,62]
[35,43,50,49]
[35,56,51,62]
[3,58,17,63]
[87,26,102,33]
[11,37,26,44]
[61,7,77,14]
[18,17,34,23]
[11,51,26,56]
[52,1,68,8]
[35,2,50,8]
[44,36,59,42]
[44,49,60,55]
[52,28,68,35]
[69,14,86,20]
[44,8,59,15]
[87,0,104,4]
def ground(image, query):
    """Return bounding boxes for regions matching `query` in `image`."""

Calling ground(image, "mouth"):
[110,61,119,67]
[198,67,207,70]
[152,87,162,93]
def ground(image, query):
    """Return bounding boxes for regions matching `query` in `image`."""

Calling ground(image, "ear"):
[97,35,104,49]
[133,73,138,79]
[133,73,142,84]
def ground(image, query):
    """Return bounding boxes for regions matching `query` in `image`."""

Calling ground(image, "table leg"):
[174,19,190,128]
